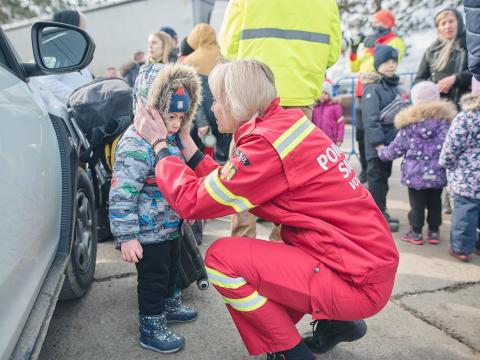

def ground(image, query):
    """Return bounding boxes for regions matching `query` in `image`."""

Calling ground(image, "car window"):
[0,45,8,68]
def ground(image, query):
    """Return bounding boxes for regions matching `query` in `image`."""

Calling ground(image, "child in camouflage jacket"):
[109,63,201,354]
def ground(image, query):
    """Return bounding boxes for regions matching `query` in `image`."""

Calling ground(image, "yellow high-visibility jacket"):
[350,33,405,97]
[219,0,341,107]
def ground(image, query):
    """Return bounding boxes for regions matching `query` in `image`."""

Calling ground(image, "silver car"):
[0,22,97,359]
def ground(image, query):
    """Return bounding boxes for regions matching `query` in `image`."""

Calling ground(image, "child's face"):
[378,59,398,77]
[320,92,331,102]
[164,112,184,135]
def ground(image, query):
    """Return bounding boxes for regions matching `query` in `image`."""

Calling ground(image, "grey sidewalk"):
[39,131,480,360]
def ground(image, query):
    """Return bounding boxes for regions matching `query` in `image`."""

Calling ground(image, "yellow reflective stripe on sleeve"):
[206,267,247,289]
[336,116,345,124]
[204,169,255,212]
[223,291,268,312]
[272,116,316,159]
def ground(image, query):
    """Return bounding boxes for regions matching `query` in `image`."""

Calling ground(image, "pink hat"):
[410,81,440,105]
[322,80,333,97]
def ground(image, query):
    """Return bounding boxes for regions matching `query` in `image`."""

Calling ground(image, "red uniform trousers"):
[205,236,372,356]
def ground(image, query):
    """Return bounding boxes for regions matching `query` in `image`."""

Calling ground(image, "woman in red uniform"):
[133,60,399,360]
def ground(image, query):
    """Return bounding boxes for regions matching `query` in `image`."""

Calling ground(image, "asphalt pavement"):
[39,128,480,360]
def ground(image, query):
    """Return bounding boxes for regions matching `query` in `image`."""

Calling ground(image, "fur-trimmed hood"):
[362,72,400,87]
[394,101,457,129]
[362,72,382,85]
[460,92,480,112]
[147,63,202,127]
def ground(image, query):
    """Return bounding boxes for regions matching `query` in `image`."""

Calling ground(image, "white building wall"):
[4,0,215,76]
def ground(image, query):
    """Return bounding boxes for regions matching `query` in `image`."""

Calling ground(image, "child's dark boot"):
[138,313,185,353]
[165,290,198,323]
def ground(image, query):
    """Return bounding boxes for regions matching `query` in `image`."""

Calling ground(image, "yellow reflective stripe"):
[336,116,345,124]
[206,267,247,289]
[204,170,255,212]
[272,116,316,159]
[223,291,268,312]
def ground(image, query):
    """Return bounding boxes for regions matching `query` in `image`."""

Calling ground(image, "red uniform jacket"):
[155,99,399,319]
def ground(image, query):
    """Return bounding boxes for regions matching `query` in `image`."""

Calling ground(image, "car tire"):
[60,168,97,300]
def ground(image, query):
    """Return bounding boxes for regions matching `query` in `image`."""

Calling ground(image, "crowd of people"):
[345,7,479,262]
[43,2,480,359]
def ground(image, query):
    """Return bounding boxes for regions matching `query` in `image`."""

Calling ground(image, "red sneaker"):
[449,247,473,262]
[427,231,440,245]
[401,230,424,245]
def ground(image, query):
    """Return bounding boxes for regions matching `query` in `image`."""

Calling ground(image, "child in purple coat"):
[312,81,345,146]
[378,81,457,245]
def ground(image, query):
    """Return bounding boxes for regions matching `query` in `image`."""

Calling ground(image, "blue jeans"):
[451,194,480,254]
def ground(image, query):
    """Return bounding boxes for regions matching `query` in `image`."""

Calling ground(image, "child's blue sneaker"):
[165,291,198,323]
[138,313,185,353]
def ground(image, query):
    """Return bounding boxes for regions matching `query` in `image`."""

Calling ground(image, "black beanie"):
[160,26,178,40]
[374,44,399,70]
[180,37,194,57]
[53,10,80,27]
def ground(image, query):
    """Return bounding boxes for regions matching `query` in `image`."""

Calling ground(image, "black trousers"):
[355,97,368,174]
[367,158,392,214]
[408,188,443,233]
[135,238,180,315]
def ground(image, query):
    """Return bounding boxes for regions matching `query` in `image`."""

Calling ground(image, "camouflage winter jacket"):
[109,125,184,246]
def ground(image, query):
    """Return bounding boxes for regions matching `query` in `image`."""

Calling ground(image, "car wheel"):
[60,168,97,300]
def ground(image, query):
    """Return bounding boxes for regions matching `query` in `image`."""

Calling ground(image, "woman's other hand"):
[134,99,168,145]
[437,75,456,94]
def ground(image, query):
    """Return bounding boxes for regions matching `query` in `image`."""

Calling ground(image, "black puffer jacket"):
[464,0,480,80]
[362,72,401,161]
[120,62,142,88]
[414,9,472,105]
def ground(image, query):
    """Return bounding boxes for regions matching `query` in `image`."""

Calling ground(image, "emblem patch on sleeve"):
[219,160,238,181]
[233,149,250,166]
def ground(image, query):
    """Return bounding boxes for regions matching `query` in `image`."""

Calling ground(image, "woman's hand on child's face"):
[120,239,143,263]
[134,100,168,145]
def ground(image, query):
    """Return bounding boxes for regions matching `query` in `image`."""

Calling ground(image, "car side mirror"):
[23,21,95,77]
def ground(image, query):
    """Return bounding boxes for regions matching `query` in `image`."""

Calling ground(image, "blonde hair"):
[433,10,457,72]
[147,31,172,64]
[208,59,277,126]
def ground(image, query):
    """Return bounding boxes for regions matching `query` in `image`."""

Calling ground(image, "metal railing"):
[332,72,416,160]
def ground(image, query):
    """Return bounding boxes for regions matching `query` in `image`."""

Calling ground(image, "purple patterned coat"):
[378,101,457,190]
[440,93,480,199]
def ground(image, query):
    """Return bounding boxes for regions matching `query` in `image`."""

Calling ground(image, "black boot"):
[266,340,314,360]
[303,320,367,354]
